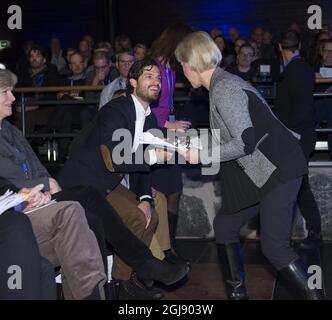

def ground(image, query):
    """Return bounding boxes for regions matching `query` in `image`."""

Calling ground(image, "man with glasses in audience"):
[82,51,118,127]
[99,49,134,110]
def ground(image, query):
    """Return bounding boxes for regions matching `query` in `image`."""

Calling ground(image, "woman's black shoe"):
[279,258,325,300]
[217,243,249,300]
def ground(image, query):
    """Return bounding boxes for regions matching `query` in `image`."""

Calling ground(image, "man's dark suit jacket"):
[273,58,316,133]
[58,94,158,198]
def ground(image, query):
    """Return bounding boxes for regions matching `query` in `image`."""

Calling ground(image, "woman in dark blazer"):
[175,31,324,300]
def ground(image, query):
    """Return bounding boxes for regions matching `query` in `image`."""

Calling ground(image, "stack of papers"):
[0,190,26,215]
[140,132,203,152]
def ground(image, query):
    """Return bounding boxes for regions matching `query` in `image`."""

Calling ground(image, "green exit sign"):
[0,40,11,50]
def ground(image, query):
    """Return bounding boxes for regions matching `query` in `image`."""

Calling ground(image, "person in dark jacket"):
[274,31,322,250]
[58,58,188,299]
[175,31,324,300]
[15,46,61,133]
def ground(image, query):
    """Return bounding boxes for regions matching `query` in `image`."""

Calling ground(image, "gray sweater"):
[0,120,50,191]
[202,68,300,187]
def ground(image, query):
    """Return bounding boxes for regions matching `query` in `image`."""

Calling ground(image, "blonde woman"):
[175,31,324,300]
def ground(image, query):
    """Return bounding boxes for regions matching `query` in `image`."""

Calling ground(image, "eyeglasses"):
[119,59,134,65]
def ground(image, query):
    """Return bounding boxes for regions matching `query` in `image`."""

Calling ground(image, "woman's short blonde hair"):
[175,31,222,72]
[0,69,17,89]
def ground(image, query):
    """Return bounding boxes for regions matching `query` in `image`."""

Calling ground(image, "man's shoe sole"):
[163,265,190,286]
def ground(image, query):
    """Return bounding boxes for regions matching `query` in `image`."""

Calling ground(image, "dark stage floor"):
[161,239,332,300]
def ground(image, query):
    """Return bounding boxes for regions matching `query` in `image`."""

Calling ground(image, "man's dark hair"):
[28,45,48,60]
[238,44,255,55]
[127,58,158,93]
[280,30,300,52]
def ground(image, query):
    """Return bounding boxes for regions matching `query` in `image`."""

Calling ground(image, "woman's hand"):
[165,120,191,131]
[19,184,51,211]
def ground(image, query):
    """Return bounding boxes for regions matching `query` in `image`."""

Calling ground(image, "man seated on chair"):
[0,68,189,300]
[58,58,189,299]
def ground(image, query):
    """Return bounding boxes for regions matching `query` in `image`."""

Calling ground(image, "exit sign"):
[0,40,11,50]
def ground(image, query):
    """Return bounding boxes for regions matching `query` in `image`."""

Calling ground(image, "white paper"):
[140,132,203,152]
[24,200,58,214]
[0,190,26,215]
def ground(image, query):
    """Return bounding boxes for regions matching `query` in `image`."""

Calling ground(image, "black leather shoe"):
[164,249,190,266]
[116,273,163,300]
[217,243,249,300]
[279,258,325,300]
[136,256,190,286]
[298,230,323,250]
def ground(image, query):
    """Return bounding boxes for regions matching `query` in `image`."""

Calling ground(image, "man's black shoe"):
[164,249,190,266]
[136,256,190,286]
[116,273,163,300]
[298,230,323,250]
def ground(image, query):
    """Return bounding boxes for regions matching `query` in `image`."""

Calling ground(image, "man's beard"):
[136,86,160,104]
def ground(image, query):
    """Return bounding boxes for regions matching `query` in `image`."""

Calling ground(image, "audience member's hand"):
[155,148,174,163]
[165,120,191,131]
[93,70,107,85]
[137,201,152,229]
[316,72,323,79]
[70,90,80,97]
[19,184,51,211]
[49,178,62,194]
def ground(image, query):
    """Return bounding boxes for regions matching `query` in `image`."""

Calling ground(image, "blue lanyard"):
[16,148,29,179]
[165,66,174,113]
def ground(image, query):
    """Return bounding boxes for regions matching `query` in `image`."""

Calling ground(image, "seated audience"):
[213,35,233,68]
[15,45,61,133]
[134,43,147,61]
[1,68,189,300]
[99,49,134,109]
[49,37,67,75]
[226,44,258,81]
[81,51,118,127]
[115,35,132,52]
[210,27,223,40]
